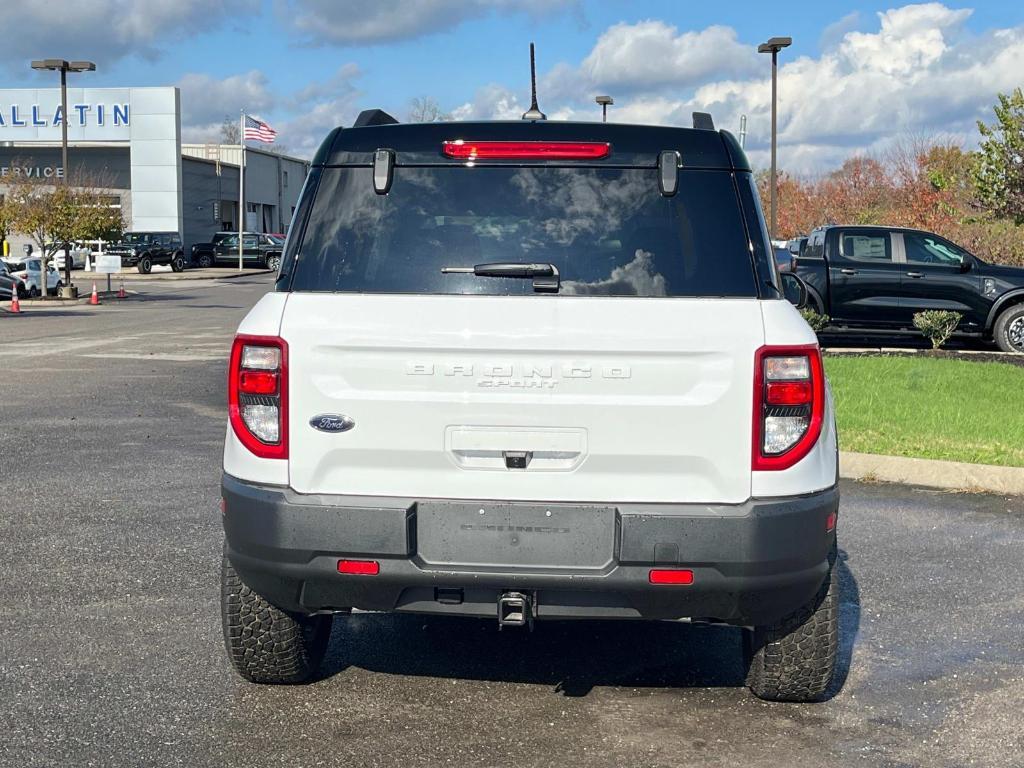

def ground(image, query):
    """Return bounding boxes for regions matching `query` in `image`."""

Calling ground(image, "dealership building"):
[0,86,309,253]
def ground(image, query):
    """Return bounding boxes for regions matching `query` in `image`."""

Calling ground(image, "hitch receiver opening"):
[497,591,533,629]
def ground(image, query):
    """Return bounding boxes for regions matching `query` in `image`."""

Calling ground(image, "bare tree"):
[220,116,241,144]
[408,97,451,123]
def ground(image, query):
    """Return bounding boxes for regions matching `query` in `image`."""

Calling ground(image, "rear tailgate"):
[282,294,761,504]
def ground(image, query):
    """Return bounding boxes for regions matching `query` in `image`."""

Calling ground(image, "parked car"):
[3,257,62,297]
[51,243,89,271]
[787,236,808,258]
[192,232,283,270]
[219,110,841,702]
[794,224,1024,352]
[106,232,185,273]
[0,260,16,301]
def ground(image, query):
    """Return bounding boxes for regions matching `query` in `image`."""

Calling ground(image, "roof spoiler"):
[353,109,399,128]
[692,112,715,131]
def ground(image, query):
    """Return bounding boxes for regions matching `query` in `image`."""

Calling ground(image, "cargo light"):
[649,569,694,585]
[338,559,380,576]
[228,335,288,460]
[752,345,824,471]
[441,140,611,160]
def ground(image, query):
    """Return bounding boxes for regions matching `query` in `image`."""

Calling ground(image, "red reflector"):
[337,559,380,576]
[442,140,611,160]
[766,379,813,405]
[238,370,278,395]
[649,569,694,585]
[826,511,837,532]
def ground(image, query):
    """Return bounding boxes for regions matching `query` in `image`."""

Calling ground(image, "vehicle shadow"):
[318,551,862,699]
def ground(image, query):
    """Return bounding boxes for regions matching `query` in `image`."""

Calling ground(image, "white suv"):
[220,111,841,702]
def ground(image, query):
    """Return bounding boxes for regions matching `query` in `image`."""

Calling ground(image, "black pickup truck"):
[793,224,1024,352]
[191,232,284,270]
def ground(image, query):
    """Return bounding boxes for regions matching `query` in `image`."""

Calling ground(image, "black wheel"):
[171,254,185,272]
[52,281,63,296]
[993,304,1024,354]
[29,285,40,298]
[16,283,27,299]
[265,252,282,271]
[198,253,213,269]
[746,543,839,702]
[137,255,152,274]
[221,548,332,684]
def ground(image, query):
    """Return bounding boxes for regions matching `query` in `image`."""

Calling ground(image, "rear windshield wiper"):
[441,262,560,293]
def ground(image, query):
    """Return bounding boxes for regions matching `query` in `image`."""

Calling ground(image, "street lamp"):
[595,95,613,123]
[31,58,96,298]
[757,37,791,241]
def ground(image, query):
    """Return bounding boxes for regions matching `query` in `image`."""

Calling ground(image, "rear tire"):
[171,254,185,272]
[993,304,1024,353]
[137,255,152,274]
[265,253,282,272]
[221,548,332,684]
[746,543,839,702]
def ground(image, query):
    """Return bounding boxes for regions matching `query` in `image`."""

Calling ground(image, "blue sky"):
[2,1,1021,171]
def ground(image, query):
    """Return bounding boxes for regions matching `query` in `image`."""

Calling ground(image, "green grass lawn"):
[824,354,1024,467]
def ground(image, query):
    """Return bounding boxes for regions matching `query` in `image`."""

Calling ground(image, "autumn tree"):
[7,164,123,269]
[973,88,1024,224]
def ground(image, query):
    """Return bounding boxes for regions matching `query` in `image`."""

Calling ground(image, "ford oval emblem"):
[309,414,355,433]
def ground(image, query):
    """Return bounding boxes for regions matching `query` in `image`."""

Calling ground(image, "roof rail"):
[692,112,715,131]
[353,109,399,128]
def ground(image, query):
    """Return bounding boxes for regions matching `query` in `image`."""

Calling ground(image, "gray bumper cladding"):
[221,474,839,625]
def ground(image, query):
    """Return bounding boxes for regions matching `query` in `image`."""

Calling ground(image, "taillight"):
[441,140,611,160]
[752,344,824,471]
[228,334,288,460]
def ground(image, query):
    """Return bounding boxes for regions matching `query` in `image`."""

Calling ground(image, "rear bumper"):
[222,474,838,626]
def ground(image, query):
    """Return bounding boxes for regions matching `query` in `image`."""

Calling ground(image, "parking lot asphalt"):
[1,276,1022,768]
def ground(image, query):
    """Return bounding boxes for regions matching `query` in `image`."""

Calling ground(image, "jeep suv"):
[220,111,841,702]
[107,232,184,273]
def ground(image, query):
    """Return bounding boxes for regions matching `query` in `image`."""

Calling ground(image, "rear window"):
[290,167,757,297]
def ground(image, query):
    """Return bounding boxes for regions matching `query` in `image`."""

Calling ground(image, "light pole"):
[31,58,96,298]
[595,95,613,122]
[757,37,790,241]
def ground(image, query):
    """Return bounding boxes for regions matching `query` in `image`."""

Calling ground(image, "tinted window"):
[292,167,757,297]
[123,233,151,245]
[904,232,968,266]
[805,233,824,260]
[840,231,891,262]
[243,236,258,248]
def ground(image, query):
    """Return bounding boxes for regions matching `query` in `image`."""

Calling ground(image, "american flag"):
[243,115,277,143]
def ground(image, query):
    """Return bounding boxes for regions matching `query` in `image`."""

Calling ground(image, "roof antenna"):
[521,43,546,121]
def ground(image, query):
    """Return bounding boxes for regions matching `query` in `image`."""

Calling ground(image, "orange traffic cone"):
[89,282,100,305]
[117,281,126,299]
[9,287,21,313]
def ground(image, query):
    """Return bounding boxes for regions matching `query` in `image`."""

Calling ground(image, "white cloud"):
[451,4,1024,174]
[576,21,759,92]
[177,71,274,143]
[279,0,578,45]
[819,11,861,51]
[0,0,242,72]
[276,66,365,155]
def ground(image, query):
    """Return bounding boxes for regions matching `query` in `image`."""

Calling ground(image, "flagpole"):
[238,110,245,271]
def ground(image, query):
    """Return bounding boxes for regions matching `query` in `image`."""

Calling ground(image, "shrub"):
[913,311,962,349]
[800,308,831,332]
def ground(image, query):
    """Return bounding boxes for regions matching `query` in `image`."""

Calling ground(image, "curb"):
[840,451,1024,495]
